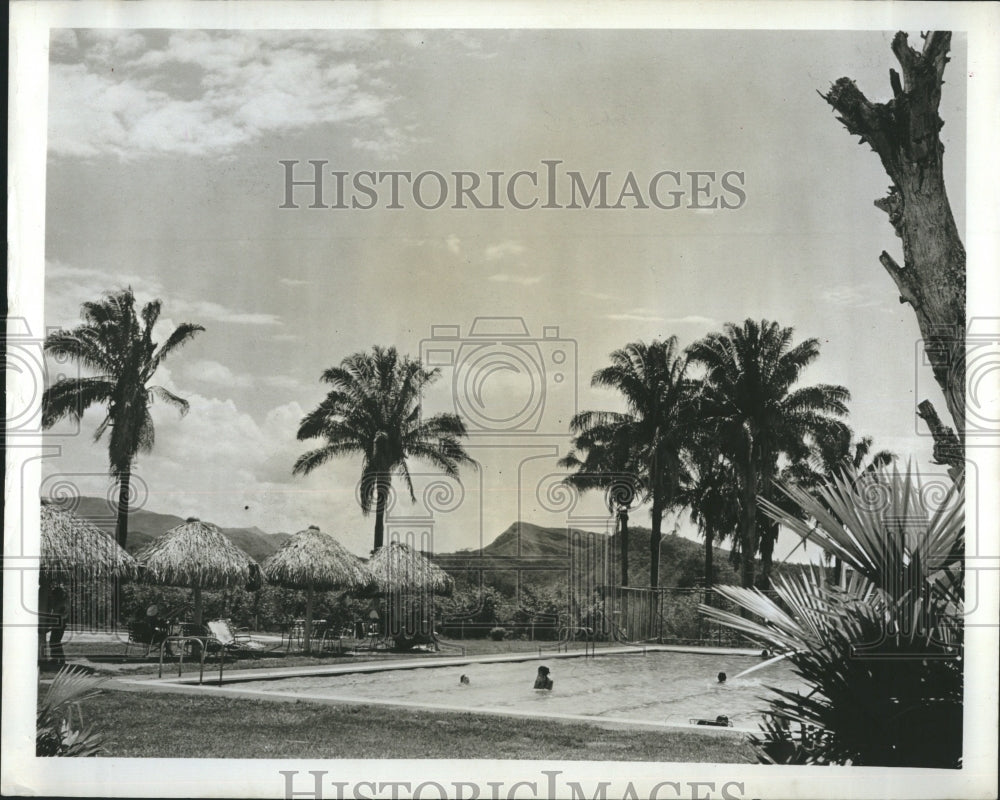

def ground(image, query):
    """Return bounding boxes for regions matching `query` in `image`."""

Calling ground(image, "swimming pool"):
[223,651,805,729]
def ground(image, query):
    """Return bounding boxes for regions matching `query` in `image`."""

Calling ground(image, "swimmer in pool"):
[460,674,470,685]
[717,671,727,684]
[533,665,553,690]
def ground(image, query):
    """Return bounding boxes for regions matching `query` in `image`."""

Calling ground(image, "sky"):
[41,28,966,563]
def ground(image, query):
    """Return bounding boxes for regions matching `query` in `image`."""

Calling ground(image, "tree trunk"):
[824,31,965,467]
[112,467,132,625]
[618,507,629,587]
[757,518,778,590]
[115,468,131,549]
[373,478,388,552]
[304,582,314,653]
[649,502,663,589]
[193,583,203,627]
[741,461,758,591]
[703,527,714,606]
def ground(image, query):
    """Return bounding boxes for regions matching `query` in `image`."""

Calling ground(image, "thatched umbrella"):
[368,541,453,594]
[368,541,453,646]
[134,517,257,626]
[40,503,138,579]
[262,525,373,652]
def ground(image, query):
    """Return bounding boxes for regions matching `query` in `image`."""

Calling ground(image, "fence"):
[598,585,775,647]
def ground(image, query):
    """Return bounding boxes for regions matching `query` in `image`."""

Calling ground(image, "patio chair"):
[125,619,168,658]
[205,619,278,659]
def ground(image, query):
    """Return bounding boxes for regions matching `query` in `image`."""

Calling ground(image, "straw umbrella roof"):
[40,502,138,578]
[135,517,256,588]
[262,525,373,590]
[368,541,454,594]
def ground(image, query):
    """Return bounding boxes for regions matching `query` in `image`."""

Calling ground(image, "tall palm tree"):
[294,346,474,552]
[687,319,850,589]
[562,338,695,588]
[42,289,204,549]
[558,415,641,587]
[676,444,740,605]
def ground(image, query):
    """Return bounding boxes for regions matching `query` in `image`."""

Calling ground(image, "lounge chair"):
[205,619,277,659]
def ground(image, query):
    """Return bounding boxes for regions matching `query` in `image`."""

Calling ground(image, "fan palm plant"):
[42,289,204,549]
[700,467,963,767]
[687,319,850,588]
[561,338,696,588]
[36,665,107,757]
[294,346,474,552]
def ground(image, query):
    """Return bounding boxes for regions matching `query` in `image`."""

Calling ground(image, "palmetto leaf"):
[37,665,107,757]
[700,468,964,767]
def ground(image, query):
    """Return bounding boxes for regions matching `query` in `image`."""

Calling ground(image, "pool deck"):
[107,644,762,735]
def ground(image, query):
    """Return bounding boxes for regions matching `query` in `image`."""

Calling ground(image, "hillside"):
[436,521,744,590]
[48,496,291,562]
[50,497,791,589]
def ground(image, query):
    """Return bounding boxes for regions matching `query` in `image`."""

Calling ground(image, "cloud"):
[603,310,720,326]
[279,278,311,287]
[484,240,526,261]
[182,359,250,387]
[662,314,720,326]
[580,290,614,301]
[182,359,303,391]
[604,312,665,323]
[445,234,462,255]
[48,30,407,161]
[488,273,542,286]
[822,284,888,310]
[44,260,283,330]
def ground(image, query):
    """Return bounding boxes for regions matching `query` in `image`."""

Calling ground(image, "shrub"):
[37,665,107,757]
[701,469,964,768]
[488,627,507,641]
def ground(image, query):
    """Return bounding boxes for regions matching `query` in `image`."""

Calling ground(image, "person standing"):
[47,587,69,665]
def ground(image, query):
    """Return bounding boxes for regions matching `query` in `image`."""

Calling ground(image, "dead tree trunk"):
[823,31,965,475]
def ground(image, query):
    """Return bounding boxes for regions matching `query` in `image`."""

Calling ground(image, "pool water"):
[247,652,806,728]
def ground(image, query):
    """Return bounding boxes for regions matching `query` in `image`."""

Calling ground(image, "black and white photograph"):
[4,2,998,798]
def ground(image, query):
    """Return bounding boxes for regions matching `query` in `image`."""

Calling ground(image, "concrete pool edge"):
[138,644,763,686]
[108,644,763,736]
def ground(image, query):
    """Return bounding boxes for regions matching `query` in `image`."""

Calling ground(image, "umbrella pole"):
[193,583,203,627]
[305,582,314,654]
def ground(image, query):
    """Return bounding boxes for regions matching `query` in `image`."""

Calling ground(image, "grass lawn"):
[76,689,756,761]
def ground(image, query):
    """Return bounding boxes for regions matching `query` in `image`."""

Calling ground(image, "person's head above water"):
[534,665,553,689]
[717,671,727,683]
[460,674,470,685]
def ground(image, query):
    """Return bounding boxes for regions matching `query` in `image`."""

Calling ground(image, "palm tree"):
[676,444,739,605]
[42,289,204,549]
[687,319,850,589]
[562,338,695,588]
[558,415,641,587]
[294,346,474,552]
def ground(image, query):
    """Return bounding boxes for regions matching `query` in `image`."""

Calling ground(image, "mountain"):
[48,496,291,562]
[435,521,744,590]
